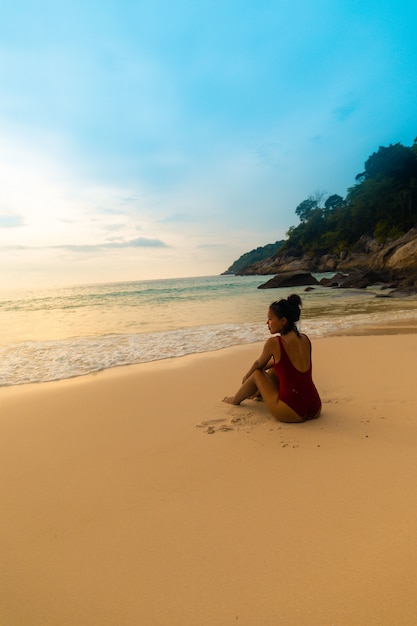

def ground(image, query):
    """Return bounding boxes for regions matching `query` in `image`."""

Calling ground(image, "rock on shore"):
[237,228,417,294]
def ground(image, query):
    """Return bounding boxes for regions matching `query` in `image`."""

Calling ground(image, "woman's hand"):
[241,340,275,385]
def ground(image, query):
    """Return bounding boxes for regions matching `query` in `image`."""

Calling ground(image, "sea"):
[1,273,417,387]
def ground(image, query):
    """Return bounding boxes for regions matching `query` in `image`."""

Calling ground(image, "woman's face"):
[267,308,286,335]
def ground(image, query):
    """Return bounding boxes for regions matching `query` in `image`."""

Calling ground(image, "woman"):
[223,294,321,423]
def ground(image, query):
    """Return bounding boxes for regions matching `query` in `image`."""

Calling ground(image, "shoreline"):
[330,319,417,336]
[2,318,417,391]
[1,331,417,625]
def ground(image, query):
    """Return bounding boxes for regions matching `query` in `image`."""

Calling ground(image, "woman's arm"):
[223,337,280,407]
[242,338,277,383]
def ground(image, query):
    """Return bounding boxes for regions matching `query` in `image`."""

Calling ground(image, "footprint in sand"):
[195,418,225,428]
[199,418,227,426]
[195,418,235,434]
[203,424,234,435]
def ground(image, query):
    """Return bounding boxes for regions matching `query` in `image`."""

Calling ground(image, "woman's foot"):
[222,396,240,405]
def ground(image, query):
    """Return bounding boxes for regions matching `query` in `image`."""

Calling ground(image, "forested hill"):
[224,241,284,274]
[225,137,417,273]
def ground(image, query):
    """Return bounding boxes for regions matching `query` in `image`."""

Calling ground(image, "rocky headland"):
[235,228,417,295]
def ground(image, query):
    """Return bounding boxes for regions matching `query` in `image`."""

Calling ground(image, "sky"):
[1,0,416,290]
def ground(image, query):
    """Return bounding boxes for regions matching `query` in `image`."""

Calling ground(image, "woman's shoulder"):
[265,335,279,347]
[299,333,312,353]
[264,335,280,353]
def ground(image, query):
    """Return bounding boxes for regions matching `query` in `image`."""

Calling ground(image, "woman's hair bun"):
[287,294,302,309]
[285,294,301,322]
[269,294,302,324]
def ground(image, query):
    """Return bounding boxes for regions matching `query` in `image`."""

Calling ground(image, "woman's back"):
[276,332,311,372]
[273,334,320,420]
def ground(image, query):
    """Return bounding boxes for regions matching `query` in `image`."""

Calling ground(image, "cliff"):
[233,228,417,293]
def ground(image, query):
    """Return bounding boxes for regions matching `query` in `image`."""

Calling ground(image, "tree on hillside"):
[295,197,317,223]
[287,140,417,253]
[226,241,284,273]
[226,136,417,273]
[324,194,344,212]
[295,191,326,223]
[348,142,417,241]
[356,143,416,182]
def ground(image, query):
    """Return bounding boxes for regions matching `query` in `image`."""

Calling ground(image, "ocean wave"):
[0,324,264,386]
[2,307,417,386]
[2,275,417,386]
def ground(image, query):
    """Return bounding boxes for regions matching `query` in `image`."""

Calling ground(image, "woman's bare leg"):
[250,367,277,399]
[223,369,278,407]
[223,370,303,423]
[252,370,303,422]
[223,375,259,405]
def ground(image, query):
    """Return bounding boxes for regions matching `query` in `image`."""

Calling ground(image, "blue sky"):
[1,0,416,289]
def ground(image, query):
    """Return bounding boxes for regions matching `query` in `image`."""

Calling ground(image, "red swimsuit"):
[273,335,321,420]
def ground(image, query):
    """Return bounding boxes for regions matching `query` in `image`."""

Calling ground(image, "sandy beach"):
[1,332,417,625]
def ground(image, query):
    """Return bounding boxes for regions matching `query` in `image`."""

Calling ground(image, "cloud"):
[0,214,25,228]
[333,101,358,122]
[3,237,169,252]
[104,237,168,248]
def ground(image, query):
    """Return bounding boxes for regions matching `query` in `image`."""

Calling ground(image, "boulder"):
[318,254,338,271]
[338,270,393,289]
[257,272,319,289]
[319,272,347,287]
[381,287,417,298]
[384,238,417,272]
[338,274,370,289]
[371,228,417,271]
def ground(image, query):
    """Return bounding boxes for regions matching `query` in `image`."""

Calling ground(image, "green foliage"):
[374,221,404,244]
[226,137,417,272]
[285,139,417,255]
[324,194,344,211]
[226,241,284,273]
[295,197,317,222]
